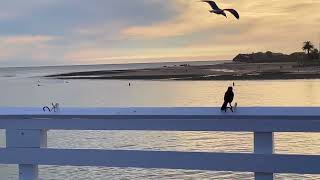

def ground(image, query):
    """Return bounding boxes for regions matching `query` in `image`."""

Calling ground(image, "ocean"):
[0,61,320,179]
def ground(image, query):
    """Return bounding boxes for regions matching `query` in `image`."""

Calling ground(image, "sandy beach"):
[46,61,320,80]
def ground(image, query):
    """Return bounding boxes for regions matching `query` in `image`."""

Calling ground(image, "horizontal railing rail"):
[1,149,320,174]
[0,107,320,180]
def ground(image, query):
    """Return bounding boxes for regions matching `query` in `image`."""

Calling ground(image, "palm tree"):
[302,41,314,55]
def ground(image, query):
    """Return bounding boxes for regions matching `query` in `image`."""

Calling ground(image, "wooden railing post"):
[254,132,274,180]
[6,129,47,180]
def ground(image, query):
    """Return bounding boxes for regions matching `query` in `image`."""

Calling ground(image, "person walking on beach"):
[221,86,234,112]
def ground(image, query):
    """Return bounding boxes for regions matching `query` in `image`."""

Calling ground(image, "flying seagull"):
[202,0,240,19]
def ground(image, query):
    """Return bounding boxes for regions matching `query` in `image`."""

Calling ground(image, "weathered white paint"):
[6,129,47,148]
[254,132,274,180]
[6,129,47,180]
[0,107,319,180]
[18,165,38,180]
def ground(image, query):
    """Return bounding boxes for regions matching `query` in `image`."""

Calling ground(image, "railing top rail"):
[0,107,320,117]
[0,107,320,132]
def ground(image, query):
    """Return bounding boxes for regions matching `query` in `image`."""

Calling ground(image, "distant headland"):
[233,51,305,63]
[234,41,319,63]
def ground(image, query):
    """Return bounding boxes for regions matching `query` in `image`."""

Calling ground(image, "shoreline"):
[46,62,320,81]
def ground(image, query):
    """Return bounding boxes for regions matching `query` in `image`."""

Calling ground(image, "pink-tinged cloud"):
[1,35,56,45]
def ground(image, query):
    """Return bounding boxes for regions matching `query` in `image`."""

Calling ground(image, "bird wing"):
[224,9,240,19]
[202,0,220,10]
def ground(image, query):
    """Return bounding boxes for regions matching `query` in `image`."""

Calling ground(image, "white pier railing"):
[0,107,320,180]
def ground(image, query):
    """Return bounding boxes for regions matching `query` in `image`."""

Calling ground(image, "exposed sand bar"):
[46,62,320,80]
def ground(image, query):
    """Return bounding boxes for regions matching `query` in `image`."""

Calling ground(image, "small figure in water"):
[221,86,234,112]
[129,82,131,86]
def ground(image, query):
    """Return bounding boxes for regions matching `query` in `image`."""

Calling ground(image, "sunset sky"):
[0,0,319,66]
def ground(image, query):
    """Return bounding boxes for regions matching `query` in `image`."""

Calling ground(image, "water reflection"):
[1,78,320,179]
[1,79,320,107]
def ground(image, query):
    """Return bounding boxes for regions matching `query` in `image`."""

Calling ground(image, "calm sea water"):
[0,62,320,179]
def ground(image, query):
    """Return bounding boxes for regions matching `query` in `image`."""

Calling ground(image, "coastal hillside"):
[233,51,305,63]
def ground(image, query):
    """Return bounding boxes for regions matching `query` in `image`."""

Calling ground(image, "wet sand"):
[46,62,320,80]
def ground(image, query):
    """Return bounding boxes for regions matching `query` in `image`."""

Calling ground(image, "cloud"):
[63,46,232,64]
[0,35,56,45]
[0,34,63,66]
[119,0,320,57]
[0,0,178,36]
[122,0,320,40]
[121,0,214,39]
[0,0,319,66]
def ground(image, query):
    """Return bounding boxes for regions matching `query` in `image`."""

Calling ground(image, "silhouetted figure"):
[221,86,234,112]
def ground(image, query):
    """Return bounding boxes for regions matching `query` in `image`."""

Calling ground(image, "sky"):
[0,0,319,67]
